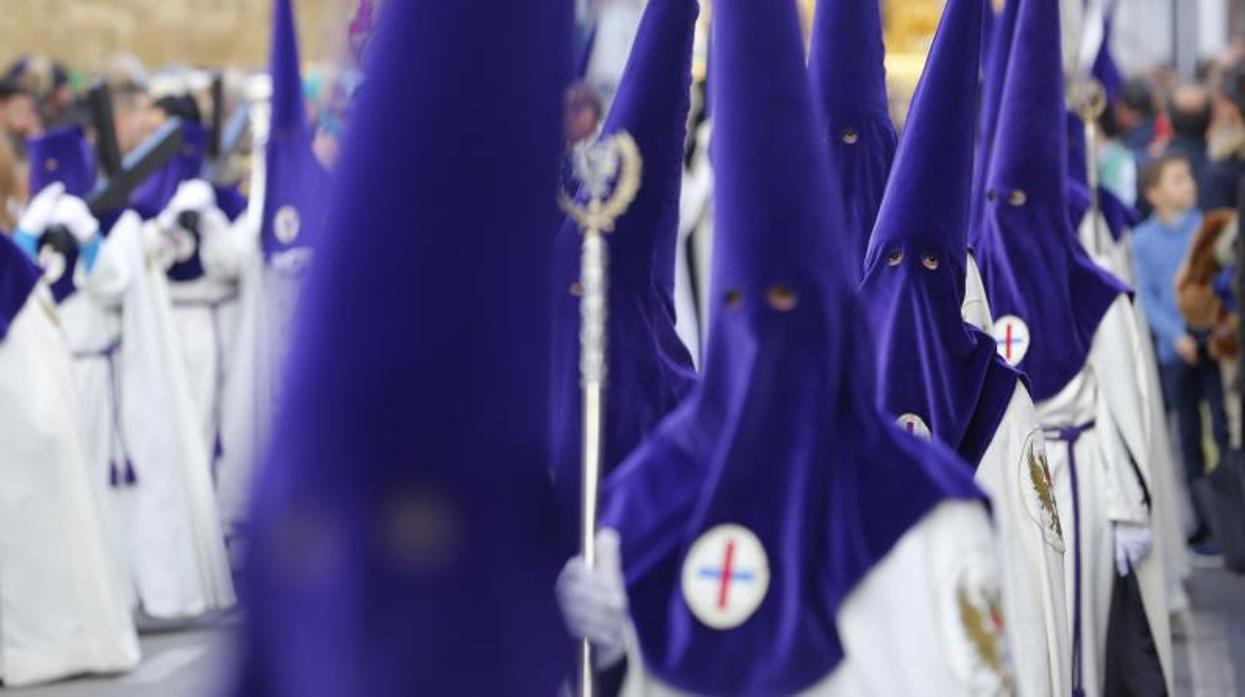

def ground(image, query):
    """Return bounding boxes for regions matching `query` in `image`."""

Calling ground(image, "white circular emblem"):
[896,413,932,441]
[991,315,1030,367]
[170,227,198,263]
[37,245,66,284]
[681,524,770,630]
[274,205,302,245]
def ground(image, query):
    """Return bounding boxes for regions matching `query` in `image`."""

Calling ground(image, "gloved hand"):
[50,196,99,244]
[157,179,217,233]
[556,529,628,670]
[1113,522,1152,576]
[17,182,65,235]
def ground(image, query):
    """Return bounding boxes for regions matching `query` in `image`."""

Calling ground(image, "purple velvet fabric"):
[860,0,1022,469]
[969,0,1019,251]
[27,126,98,198]
[971,0,1129,402]
[232,0,573,694]
[601,0,984,692]
[260,0,331,259]
[808,0,897,280]
[0,233,39,342]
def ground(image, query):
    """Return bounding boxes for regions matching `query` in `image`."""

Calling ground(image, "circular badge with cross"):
[681,524,770,630]
[896,413,932,441]
[991,315,1030,367]
[274,205,302,245]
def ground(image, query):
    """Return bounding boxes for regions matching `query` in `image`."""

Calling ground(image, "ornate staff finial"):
[1067,76,1107,255]
[558,130,641,697]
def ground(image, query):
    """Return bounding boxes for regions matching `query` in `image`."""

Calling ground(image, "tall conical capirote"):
[972,0,1129,400]
[232,0,575,694]
[860,0,1023,467]
[809,0,897,279]
[599,0,984,692]
[260,0,332,259]
[969,0,1020,250]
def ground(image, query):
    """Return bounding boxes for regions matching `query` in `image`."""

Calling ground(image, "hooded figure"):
[808,0,897,280]
[208,0,335,556]
[550,0,700,544]
[858,0,1069,693]
[971,0,1172,693]
[233,0,574,693]
[130,110,258,524]
[0,228,141,686]
[14,127,235,622]
[965,0,1020,330]
[556,0,1009,694]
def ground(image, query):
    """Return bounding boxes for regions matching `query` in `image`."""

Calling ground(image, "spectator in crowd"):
[1165,82,1213,204]
[1117,77,1159,158]
[0,79,43,160]
[1204,65,1245,210]
[6,57,75,129]
[0,135,19,232]
[1134,153,1230,553]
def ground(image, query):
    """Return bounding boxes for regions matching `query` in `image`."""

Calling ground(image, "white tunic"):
[1037,297,1172,697]
[615,502,1015,696]
[1078,209,1191,609]
[0,283,141,686]
[157,202,267,541]
[70,214,235,619]
[975,384,1072,697]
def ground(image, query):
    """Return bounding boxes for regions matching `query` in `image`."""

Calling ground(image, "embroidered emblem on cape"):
[896,413,932,441]
[991,316,1030,366]
[681,524,769,630]
[274,205,302,245]
[945,550,1016,696]
[1020,429,1065,552]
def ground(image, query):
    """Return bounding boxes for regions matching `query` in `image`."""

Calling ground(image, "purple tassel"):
[109,461,120,488]
[124,459,138,486]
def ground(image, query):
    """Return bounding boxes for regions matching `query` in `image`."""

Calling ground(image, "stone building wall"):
[0,0,350,72]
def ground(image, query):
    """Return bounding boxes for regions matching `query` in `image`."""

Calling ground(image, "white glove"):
[1113,522,1152,576]
[157,179,217,232]
[18,182,65,234]
[50,196,99,244]
[556,529,628,670]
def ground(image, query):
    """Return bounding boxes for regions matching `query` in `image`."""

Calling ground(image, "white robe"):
[1078,209,1191,609]
[1037,297,1172,697]
[615,502,1015,696]
[975,384,1072,697]
[674,122,713,366]
[67,213,235,619]
[157,203,267,542]
[0,282,141,686]
[965,254,1172,695]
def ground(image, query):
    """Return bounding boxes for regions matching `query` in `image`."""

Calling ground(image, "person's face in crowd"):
[1,92,42,139]
[1170,84,1212,140]
[113,90,153,155]
[566,103,601,145]
[1114,100,1145,132]
[1146,159,1197,214]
